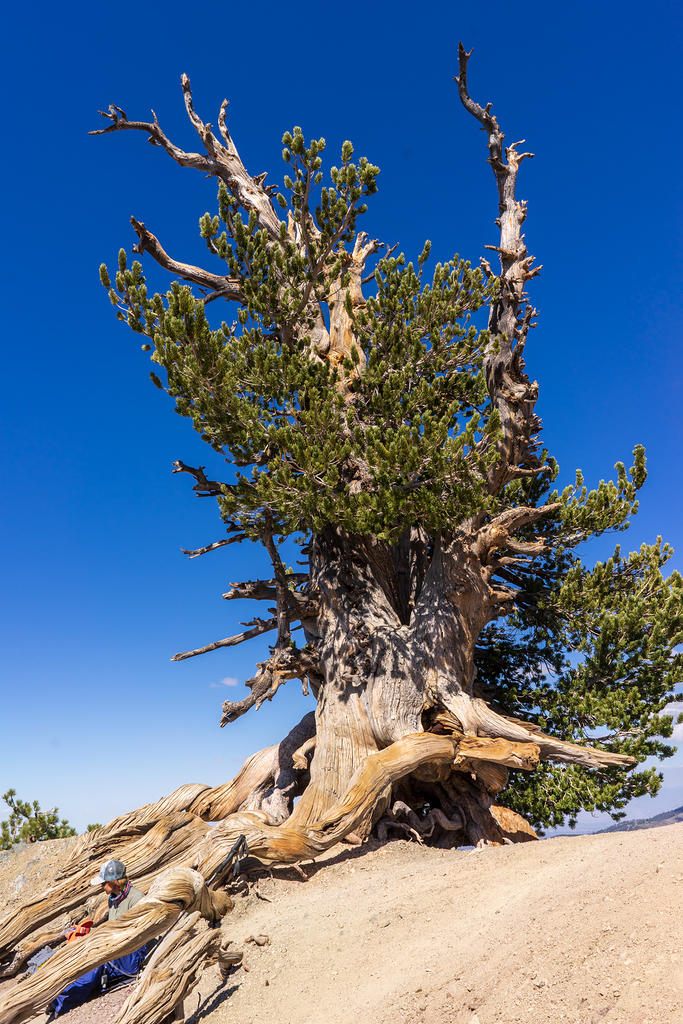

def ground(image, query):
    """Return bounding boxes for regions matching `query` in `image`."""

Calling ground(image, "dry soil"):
[1,824,681,1024]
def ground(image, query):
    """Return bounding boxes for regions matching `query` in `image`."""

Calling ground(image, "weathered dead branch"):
[455,43,544,492]
[222,573,309,603]
[90,77,282,241]
[181,534,247,558]
[448,695,636,768]
[220,647,322,725]
[172,618,278,661]
[130,217,243,303]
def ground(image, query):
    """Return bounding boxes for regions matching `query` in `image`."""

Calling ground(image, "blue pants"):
[50,946,148,1016]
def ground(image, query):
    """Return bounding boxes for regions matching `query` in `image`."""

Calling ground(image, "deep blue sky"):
[1,0,681,833]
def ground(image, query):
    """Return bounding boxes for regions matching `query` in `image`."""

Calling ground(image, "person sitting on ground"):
[48,859,149,1018]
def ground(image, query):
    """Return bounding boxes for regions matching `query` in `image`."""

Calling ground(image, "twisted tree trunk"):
[0,46,643,1024]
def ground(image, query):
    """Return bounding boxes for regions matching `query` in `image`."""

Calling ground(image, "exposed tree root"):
[0,912,104,981]
[187,712,315,822]
[0,868,232,1024]
[0,726,545,982]
[0,685,630,1005]
[489,805,538,842]
[113,909,237,1024]
[0,706,629,1023]
[189,731,540,873]
[59,785,211,876]
[188,744,279,819]
[0,813,208,960]
[376,800,465,843]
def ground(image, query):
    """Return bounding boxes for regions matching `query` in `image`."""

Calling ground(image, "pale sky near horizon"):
[1,0,681,836]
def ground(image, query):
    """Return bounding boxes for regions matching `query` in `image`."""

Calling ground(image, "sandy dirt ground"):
[1,824,681,1024]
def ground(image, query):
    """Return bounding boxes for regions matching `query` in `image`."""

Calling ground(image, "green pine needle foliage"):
[103,126,683,831]
[1,789,77,848]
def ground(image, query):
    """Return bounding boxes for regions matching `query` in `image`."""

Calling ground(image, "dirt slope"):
[1,825,681,1024]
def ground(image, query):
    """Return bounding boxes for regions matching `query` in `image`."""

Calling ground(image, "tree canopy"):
[91,49,683,833]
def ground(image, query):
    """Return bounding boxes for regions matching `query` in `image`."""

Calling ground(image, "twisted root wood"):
[448,696,635,768]
[0,812,208,961]
[0,737,299,974]
[187,745,279,820]
[113,910,235,1024]
[191,732,540,873]
[59,785,211,878]
[376,801,465,843]
[0,729,542,988]
[0,868,232,1024]
[190,712,315,823]
[490,804,538,842]
[0,912,101,981]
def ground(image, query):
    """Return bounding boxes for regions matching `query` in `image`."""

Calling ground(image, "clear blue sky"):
[1,0,681,833]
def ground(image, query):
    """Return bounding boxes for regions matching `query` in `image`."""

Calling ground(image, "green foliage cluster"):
[478,530,683,828]
[103,122,682,830]
[1,790,77,849]
[101,132,500,542]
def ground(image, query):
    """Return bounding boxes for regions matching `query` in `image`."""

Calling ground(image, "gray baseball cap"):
[90,859,127,886]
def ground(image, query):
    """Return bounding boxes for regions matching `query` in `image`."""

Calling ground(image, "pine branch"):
[130,218,243,303]
[91,78,282,241]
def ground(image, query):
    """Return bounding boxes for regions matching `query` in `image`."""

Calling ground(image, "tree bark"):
[273,525,633,846]
[0,868,232,1024]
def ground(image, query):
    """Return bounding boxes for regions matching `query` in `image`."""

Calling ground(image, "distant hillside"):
[596,805,683,833]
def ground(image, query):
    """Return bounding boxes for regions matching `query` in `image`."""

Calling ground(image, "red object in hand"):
[65,920,94,942]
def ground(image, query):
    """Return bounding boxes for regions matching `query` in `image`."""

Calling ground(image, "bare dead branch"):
[501,536,548,552]
[476,503,561,557]
[263,524,294,648]
[130,218,243,302]
[91,79,282,241]
[220,646,322,726]
[181,535,248,558]
[172,618,277,662]
[361,241,399,285]
[455,43,543,493]
[222,574,308,602]
[171,460,231,497]
[449,694,637,769]
[222,576,316,627]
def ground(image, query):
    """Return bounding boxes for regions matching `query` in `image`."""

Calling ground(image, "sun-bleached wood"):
[0,869,231,1024]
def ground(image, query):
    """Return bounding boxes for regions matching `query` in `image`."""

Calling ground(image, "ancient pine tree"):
[1,48,681,1024]
[91,46,680,850]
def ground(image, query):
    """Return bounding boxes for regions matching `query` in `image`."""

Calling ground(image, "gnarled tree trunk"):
[0,46,641,1024]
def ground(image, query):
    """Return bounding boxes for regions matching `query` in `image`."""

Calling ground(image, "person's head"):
[90,858,128,895]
